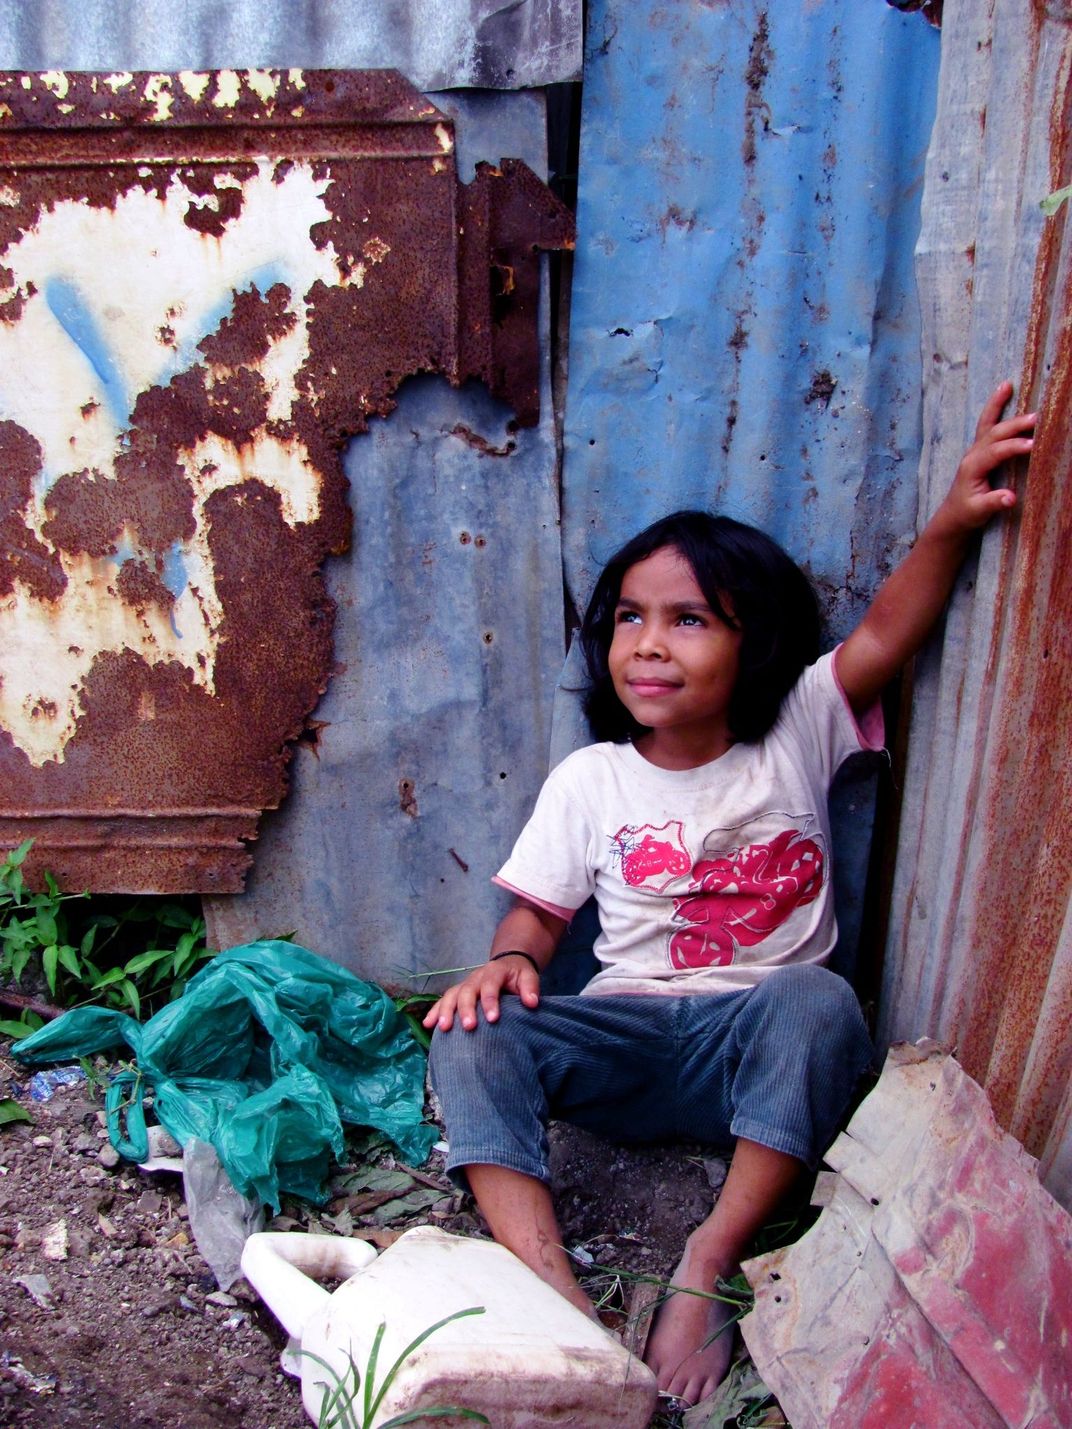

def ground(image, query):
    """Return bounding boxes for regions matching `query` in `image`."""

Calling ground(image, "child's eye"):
[615,609,641,624]
[677,613,706,627]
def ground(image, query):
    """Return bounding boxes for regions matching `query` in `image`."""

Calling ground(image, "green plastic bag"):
[13,940,436,1211]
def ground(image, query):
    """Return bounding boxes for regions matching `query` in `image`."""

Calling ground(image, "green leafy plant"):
[0,1098,32,1128]
[1041,182,1072,217]
[392,992,437,1051]
[80,900,213,1016]
[0,1012,43,1040]
[0,840,215,1021]
[302,1306,490,1429]
[0,838,94,1002]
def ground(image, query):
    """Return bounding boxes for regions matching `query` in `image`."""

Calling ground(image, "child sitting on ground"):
[424,383,1035,1408]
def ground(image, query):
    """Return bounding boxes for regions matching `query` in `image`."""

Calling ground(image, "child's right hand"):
[422,953,541,1033]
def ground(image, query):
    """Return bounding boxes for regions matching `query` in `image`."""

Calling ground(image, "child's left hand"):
[932,380,1036,539]
[835,380,1035,715]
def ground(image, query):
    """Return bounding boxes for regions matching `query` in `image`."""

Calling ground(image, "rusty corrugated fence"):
[882,0,1072,1209]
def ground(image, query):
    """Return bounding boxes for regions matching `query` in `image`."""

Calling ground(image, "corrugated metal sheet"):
[204,90,568,980]
[558,0,940,977]
[0,0,582,91]
[0,71,572,893]
[742,1044,1072,1427]
[881,0,1072,1210]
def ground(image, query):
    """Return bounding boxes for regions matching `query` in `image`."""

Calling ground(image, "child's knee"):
[749,964,871,1054]
[428,1007,532,1099]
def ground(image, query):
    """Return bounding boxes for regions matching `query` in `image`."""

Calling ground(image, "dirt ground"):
[0,1043,742,1428]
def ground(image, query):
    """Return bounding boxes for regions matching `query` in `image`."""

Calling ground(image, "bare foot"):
[643,1247,737,1405]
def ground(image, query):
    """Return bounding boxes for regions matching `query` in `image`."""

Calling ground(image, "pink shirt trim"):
[492,876,576,923]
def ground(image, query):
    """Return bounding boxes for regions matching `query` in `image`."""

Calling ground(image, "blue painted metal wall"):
[558,0,940,976]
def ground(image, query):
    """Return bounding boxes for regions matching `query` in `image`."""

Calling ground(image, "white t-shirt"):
[495,652,883,996]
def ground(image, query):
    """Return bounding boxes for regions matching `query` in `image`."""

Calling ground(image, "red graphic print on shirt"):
[668,828,824,969]
[611,820,691,893]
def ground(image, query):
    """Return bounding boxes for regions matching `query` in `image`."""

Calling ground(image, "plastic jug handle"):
[241,1233,378,1340]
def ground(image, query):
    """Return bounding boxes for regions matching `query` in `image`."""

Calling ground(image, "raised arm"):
[835,381,1035,714]
[422,898,567,1033]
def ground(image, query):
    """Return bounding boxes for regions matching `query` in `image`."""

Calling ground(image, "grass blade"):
[365,1307,485,1426]
[380,1409,489,1427]
[362,1321,386,1426]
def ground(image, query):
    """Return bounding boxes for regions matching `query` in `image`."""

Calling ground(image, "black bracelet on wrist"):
[489,950,541,975]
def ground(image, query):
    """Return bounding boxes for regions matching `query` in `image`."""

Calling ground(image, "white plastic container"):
[241,1225,657,1427]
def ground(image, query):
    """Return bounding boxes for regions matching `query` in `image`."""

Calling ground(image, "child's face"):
[608,545,743,765]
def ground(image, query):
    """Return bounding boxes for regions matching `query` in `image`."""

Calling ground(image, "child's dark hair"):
[580,510,821,744]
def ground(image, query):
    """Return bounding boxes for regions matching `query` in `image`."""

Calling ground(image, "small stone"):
[15,1273,57,1310]
[32,1136,52,1149]
[78,1167,105,1187]
[178,1295,200,1313]
[97,1145,120,1170]
[140,1292,173,1320]
[66,1227,93,1257]
[73,1133,98,1154]
[41,1218,68,1261]
[234,1354,267,1378]
[206,1290,237,1308]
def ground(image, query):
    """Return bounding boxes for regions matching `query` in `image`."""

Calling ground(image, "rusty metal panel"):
[881,0,1072,1210]
[742,1044,1072,1428]
[0,70,572,894]
[204,89,568,985]
[0,1,583,91]
[556,0,940,978]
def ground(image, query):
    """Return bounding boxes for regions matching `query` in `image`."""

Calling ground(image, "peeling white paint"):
[245,70,279,106]
[287,69,306,91]
[434,123,454,154]
[104,73,134,94]
[0,550,189,765]
[41,72,69,100]
[0,161,346,765]
[143,74,174,123]
[212,71,242,110]
[182,431,323,528]
[19,76,30,91]
[178,71,210,102]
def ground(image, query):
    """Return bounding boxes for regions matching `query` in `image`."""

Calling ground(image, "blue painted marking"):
[162,542,188,640]
[45,277,129,423]
[106,534,135,568]
[167,262,291,380]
